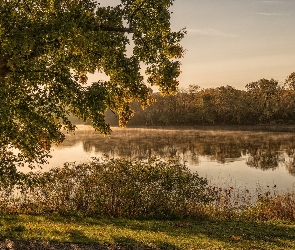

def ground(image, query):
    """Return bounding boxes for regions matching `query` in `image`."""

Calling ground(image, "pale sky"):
[96,0,295,90]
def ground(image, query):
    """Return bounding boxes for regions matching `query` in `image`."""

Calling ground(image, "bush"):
[246,193,295,221]
[1,158,212,219]
[2,157,294,221]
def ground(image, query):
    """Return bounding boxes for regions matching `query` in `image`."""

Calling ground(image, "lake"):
[44,125,295,193]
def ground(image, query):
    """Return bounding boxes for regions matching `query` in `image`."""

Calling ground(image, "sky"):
[96,0,295,90]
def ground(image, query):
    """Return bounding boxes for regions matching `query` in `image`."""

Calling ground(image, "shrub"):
[246,192,295,221]
[2,158,212,219]
[2,157,294,221]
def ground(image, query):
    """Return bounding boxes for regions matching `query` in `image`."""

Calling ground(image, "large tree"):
[246,79,281,123]
[0,0,185,166]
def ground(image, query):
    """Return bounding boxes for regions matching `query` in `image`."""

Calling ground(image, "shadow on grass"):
[113,236,181,250]
[95,218,295,249]
[44,217,295,249]
[68,229,92,243]
[43,215,295,248]
[1,215,295,249]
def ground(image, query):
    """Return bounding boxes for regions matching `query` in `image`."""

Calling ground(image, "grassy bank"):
[1,214,295,249]
[1,158,295,249]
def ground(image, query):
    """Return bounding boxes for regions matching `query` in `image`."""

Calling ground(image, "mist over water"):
[46,125,295,193]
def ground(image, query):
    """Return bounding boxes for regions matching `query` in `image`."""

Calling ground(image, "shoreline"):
[123,124,295,132]
[74,123,295,132]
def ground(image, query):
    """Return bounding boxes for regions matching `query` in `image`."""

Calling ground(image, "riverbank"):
[123,124,295,132]
[1,215,295,250]
[1,158,295,249]
[72,123,295,133]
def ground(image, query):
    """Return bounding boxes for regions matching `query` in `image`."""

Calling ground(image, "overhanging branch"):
[0,61,10,78]
[98,25,133,33]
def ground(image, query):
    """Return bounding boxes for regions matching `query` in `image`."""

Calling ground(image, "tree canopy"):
[0,0,185,166]
[109,74,295,127]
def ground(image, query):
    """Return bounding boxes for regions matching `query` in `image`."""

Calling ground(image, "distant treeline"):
[70,74,295,127]
[103,74,295,126]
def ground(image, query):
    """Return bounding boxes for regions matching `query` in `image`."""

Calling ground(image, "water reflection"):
[58,126,295,177]
[286,155,295,176]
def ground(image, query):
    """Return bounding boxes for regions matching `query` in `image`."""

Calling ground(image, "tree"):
[246,79,280,123]
[0,0,185,166]
[285,72,295,90]
[278,72,295,122]
[195,88,218,125]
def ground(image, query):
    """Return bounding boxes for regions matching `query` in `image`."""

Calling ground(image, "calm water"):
[45,125,295,193]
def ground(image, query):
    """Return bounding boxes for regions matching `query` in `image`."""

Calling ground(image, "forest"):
[101,74,295,127]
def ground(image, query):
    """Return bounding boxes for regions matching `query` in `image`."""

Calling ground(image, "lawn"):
[1,214,295,249]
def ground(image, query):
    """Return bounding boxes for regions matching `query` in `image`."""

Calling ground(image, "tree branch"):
[23,0,32,14]
[0,60,10,78]
[128,2,145,30]
[98,25,133,33]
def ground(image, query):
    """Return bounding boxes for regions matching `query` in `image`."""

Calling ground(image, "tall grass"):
[202,184,295,221]
[1,157,295,221]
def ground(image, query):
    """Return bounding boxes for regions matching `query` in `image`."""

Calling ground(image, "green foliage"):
[0,0,185,166]
[123,74,295,127]
[1,157,295,222]
[0,146,34,189]
[0,158,211,219]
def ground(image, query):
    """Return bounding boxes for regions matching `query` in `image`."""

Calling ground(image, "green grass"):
[1,214,295,249]
[1,158,295,248]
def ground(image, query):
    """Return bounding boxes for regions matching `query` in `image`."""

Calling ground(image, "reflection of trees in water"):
[82,140,94,153]
[285,149,295,176]
[200,141,242,164]
[244,139,281,170]
[62,128,295,174]
[246,149,280,170]
[285,160,295,176]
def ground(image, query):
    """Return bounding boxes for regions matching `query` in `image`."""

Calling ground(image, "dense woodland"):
[101,74,295,126]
